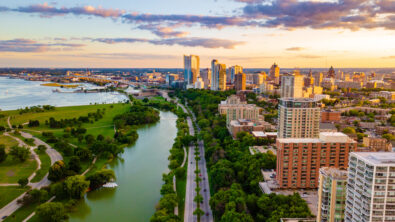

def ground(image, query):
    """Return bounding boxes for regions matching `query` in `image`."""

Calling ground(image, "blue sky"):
[1,0,395,68]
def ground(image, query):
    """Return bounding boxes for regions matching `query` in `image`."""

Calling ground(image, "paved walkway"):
[0,118,62,221]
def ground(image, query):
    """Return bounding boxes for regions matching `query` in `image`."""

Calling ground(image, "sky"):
[1,0,395,68]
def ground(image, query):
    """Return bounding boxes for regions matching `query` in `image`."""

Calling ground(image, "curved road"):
[0,118,62,221]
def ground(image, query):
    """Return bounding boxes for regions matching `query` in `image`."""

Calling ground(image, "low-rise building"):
[362,136,392,152]
[229,119,271,138]
[321,110,341,123]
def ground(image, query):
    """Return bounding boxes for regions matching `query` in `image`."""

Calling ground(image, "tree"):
[68,156,82,173]
[64,175,89,199]
[383,133,395,142]
[193,208,205,220]
[342,127,356,134]
[86,169,116,190]
[37,145,47,153]
[18,177,29,187]
[18,189,48,206]
[36,202,68,222]
[75,147,92,161]
[0,144,7,163]
[158,193,178,212]
[220,210,254,222]
[48,160,67,182]
[9,146,30,162]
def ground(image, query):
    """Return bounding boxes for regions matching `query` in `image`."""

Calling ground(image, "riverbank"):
[40,83,80,88]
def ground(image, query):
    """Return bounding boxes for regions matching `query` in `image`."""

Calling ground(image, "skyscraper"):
[211,59,219,90]
[344,152,395,222]
[235,73,246,91]
[317,167,348,222]
[183,55,200,85]
[280,72,304,98]
[230,65,243,84]
[328,66,335,78]
[211,59,226,91]
[270,63,280,84]
[277,98,321,139]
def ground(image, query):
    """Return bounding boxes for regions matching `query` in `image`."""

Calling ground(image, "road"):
[158,90,213,221]
[0,119,62,221]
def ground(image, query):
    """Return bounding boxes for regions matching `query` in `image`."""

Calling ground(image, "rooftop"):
[277,132,356,144]
[320,167,348,180]
[352,152,395,165]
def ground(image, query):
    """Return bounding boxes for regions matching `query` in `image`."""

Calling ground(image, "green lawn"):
[0,134,19,150]
[30,150,51,183]
[3,201,41,222]
[0,186,29,209]
[0,155,37,184]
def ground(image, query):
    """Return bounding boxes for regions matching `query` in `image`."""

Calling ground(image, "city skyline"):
[1,0,395,68]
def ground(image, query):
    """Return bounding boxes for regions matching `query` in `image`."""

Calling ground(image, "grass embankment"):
[40,83,80,88]
[0,186,29,209]
[176,148,188,220]
[0,156,37,184]
[0,134,19,150]
[30,150,51,183]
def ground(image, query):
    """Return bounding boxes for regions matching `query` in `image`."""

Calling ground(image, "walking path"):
[0,118,62,221]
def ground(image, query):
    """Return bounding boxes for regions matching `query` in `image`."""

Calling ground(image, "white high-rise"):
[345,152,395,222]
[184,55,200,85]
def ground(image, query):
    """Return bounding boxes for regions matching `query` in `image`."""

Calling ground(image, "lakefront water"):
[0,77,127,110]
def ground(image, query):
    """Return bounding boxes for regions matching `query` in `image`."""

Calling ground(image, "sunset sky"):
[1,0,395,68]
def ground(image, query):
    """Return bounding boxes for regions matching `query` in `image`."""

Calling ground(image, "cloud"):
[0,39,84,52]
[91,37,244,49]
[297,54,323,59]
[53,53,179,60]
[242,0,395,30]
[137,24,189,38]
[14,3,124,18]
[286,47,304,51]
[381,56,395,59]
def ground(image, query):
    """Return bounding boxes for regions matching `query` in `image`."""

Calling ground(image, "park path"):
[0,118,62,221]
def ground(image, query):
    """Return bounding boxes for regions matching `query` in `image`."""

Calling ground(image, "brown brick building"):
[276,132,357,189]
[321,110,341,123]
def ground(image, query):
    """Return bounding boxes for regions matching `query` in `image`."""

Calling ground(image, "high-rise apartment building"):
[344,152,395,222]
[183,55,200,85]
[276,132,356,189]
[280,72,304,98]
[210,60,226,91]
[252,72,265,85]
[211,60,219,90]
[235,73,246,91]
[270,63,280,84]
[230,65,243,84]
[314,72,324,87]
[317,167,348,222]
[200,68,211,88]
[278,98,321,139]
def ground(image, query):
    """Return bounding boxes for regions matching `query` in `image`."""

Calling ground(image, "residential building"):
[314,72,324,87]
[230,65,243,84]
[252,72,265,85]
[228,118,272,138]
[225,104,261,126]
[211,60,226,91]
[235,73,246,91]
[344,152,395,222]
[276,132,357,189]
[194,76,205,89]
[371,91,395,101]
[321,110,341,123]
[211,59,219,90]
[362,137,392,152]
[218,95,247,115]
[183,55,199,85]
[200,68,211,88]
[280,72,304,98]
[270,63,280,84]
[278,98,321,139]
[317,167,348,222]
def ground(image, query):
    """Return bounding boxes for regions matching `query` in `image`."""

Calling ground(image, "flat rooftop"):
[277,132,356,144]
[352,152,395,165]
[320,167,348,180]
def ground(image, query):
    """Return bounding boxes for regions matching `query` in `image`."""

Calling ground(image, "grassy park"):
[0,186,29,209]
[0,155,37,184]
